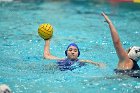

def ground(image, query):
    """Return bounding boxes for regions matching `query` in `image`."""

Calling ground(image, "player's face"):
[67,46,79,60]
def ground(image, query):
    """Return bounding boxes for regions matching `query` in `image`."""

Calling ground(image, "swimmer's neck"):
[66,58,78,61]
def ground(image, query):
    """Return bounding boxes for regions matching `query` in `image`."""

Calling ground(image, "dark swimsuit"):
[114,59,140,78]
[57,58,85,71]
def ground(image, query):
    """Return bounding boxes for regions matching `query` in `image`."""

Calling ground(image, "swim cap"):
[0,84,11,93]
[65,43,80,57]
[128,46,140,62]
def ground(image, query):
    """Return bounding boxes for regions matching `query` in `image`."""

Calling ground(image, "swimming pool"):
[0,0,140,93]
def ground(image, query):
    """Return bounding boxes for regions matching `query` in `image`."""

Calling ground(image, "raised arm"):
[102,12,129,62]
[44,39,62,60]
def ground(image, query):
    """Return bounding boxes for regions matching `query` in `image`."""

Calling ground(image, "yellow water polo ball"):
[38,23,53,40]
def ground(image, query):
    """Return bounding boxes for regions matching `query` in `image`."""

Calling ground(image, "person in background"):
[102,12,140,78]
[0,84,11,93]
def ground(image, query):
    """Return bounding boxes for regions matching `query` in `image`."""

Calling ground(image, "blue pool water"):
[0,0,140,93]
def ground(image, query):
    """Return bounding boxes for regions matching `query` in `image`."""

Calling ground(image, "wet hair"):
[65,43,80,57]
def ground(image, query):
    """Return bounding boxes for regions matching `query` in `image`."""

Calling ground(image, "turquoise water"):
[0,0,140,93]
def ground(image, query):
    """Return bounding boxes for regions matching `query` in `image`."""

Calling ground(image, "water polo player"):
[38,24,105,71]
[44,40,105,71]
[0,84,11,93]
[102,12,140,78]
